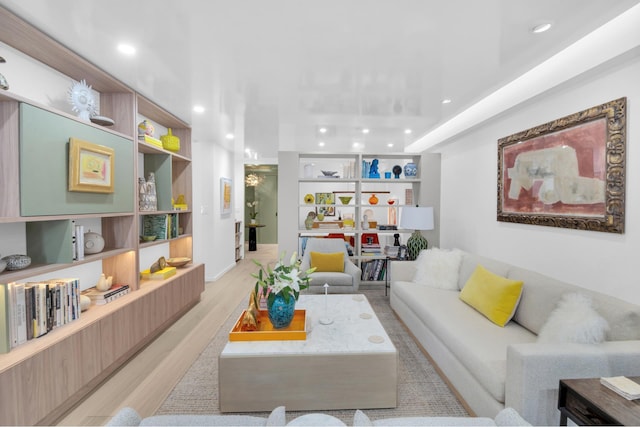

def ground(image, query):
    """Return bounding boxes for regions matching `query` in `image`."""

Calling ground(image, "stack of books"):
[361,242,381,256]
[600,376,640,400]
[83,284,130,306]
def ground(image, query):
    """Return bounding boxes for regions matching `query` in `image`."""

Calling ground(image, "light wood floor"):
[57,244,279,426]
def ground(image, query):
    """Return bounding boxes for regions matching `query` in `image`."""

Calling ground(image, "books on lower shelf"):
[361,258,387,281]
[1,278,81,353]
[142,213,179,240]
[600,376,640,400]
[83,284,130,305]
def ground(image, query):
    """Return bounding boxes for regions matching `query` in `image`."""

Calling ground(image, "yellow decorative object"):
[142,134,163,148]
[160,128,180,152]
[304,194,314,204]
[229,309,307,341]
[310,251,345,272]
[459,265,524,327]
[173,194,188,211]
[140,266,177,280]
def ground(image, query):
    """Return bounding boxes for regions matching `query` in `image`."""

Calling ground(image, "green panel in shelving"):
[19,103,134,216]
[26,220,73,264]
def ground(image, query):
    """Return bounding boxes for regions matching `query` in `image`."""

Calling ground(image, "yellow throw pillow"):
[310,252,344,272]
[459,265,524,327]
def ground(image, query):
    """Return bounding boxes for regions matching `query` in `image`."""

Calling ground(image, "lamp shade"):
[399,206,434,231]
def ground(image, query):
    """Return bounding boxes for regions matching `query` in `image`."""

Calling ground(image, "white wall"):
[192,140,240,281]
[437,51,640,304]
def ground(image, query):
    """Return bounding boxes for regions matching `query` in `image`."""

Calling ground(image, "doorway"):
[245,165,278,244]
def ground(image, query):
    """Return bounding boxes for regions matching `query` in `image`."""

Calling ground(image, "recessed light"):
[442,98,452,104]
[117,43,136,55]
[362,128,370,134]
[319,127,327,134]
[387,143,394,148]
[352,142,360,148]
[193,105,205,113]
[225,133,235,140]
[318,141,325,147]
[404,129,412,135]
[532,22,552,34]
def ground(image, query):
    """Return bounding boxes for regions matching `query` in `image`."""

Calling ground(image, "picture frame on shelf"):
[315,192,335,216]
[221,177,232,216]
[68,137,114,193]
[497,97,626,233]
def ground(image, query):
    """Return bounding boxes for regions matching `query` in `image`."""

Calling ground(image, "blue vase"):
[267,294,296,328]
[404,162,417,178]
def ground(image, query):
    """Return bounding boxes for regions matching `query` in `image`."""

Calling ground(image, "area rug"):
[156,288,468,424]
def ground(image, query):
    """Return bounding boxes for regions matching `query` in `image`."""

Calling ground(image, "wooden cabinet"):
[0,7,204,425]
[279,152,439,285]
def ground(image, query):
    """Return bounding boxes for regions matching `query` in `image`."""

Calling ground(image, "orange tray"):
[229,309,307,341]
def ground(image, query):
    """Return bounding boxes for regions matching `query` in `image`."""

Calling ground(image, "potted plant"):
[252,252,315,328]
[247,201,258,224]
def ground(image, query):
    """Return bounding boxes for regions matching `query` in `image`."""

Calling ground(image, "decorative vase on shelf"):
[369,194,379,205]
[305,212,316,230]
[267,294,296,329]
[404,162,418,178]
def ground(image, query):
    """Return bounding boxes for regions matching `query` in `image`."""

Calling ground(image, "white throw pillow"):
[412,248,463,291]
[537,293,609,344]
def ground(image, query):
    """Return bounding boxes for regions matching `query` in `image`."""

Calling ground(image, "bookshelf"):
[0,7,204,425]
[278,151,440,285]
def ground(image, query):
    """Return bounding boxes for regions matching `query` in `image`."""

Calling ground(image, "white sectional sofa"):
[390,249,640,426]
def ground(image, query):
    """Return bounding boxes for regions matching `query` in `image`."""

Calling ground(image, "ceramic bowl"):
[321,170,338,176]
[338,196,352,204]
[166,257,191,268]
[2,254,31,271]
[141,235,157,242]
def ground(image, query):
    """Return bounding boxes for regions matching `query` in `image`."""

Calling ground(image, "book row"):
[361,258,387,281]
[0,278,81,353]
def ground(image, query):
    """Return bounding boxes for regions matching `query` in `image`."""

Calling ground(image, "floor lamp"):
[400,206,434,260]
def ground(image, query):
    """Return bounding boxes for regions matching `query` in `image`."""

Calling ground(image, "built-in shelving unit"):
[279,151,440,285]
[235,221,243,261]
[0,7,204,425]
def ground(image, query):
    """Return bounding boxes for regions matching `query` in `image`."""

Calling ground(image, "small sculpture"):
[363,214,369,230]
[96,273,113,291]
[150,256,167,273]
[368,159,380,178]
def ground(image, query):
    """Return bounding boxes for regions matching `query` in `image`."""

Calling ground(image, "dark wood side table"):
[558,377,640,426]
[246,224,265,251]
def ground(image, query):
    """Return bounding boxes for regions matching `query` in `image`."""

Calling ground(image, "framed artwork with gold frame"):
[497,97,626,233]
[69,137,115,193]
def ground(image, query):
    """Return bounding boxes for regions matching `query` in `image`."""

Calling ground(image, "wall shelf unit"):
[0,7,204,425]
[280,151,440,285]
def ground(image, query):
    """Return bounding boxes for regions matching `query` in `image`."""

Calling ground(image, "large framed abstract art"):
[497,97,626,233]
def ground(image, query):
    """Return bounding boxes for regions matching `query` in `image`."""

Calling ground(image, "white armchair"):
[300,238,361,293]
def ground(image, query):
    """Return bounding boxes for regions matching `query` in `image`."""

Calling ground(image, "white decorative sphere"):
[84,231,105,254]
[80,295,91,311]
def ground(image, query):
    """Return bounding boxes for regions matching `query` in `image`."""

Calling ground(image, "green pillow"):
[459,265,523,327]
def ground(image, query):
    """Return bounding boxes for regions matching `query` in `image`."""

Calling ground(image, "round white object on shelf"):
[80,295,91,311]
[84,230,105,254]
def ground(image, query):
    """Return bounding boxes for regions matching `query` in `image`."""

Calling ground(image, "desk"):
[246,224,265,251]
[558,377,640,426]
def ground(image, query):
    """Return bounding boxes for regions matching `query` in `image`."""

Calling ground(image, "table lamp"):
[400,206,434,260]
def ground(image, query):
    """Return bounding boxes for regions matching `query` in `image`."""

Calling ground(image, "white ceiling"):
[1,0,639,161]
